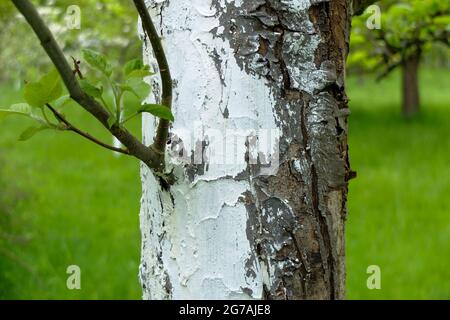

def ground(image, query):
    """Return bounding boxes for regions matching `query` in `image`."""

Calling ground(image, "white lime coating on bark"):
[139,0,342,299]
[139,0,280,299]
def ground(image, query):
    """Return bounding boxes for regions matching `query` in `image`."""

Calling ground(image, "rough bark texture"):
[139,0,352,300]
[402,53,421,117]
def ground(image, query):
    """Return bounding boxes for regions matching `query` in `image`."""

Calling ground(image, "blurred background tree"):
[349,0,449,117]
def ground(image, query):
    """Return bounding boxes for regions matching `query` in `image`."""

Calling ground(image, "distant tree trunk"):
[402,51,421,117]
[139,0,353,300]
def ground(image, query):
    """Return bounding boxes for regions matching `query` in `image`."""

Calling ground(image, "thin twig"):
[133,0,172,155]
[45,104,130,155]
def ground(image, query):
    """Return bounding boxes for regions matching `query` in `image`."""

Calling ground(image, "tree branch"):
[45,103,130,155]
[133,0,172,154]
[375,60,402,82]
[431,32,449,47]
[12,0,164,171]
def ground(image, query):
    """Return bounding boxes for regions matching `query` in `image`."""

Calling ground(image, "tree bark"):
[401,52,421,117]
[139,0,353,300]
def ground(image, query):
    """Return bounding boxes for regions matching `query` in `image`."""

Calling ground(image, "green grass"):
[346,68,450,299]
[0,68,449,299]
[0,88,142,299]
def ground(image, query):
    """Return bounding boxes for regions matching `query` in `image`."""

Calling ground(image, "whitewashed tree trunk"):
[139,0,353,300]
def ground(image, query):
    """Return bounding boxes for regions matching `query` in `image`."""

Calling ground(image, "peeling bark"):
[139,0,352,300]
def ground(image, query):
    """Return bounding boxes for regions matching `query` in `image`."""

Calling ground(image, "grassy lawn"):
[346,68,450,299]
[0,68,449,299]
[0,88,142,299]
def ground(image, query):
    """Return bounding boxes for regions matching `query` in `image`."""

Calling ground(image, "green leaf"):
[19,125,50,141]
[139,104,174,121]
[80,79,103,98]
[40,69,63,100]
[24,69,63,108]
[82,49,113,77]
[53,95,73,109]
[0,103,33,121]
[10,103,33,114]
[0,103,47,126]
[120,78,151,100]
[124,59,152,79]
[127,68,153,79]
[24,83,45,107]
[124,59,143,75]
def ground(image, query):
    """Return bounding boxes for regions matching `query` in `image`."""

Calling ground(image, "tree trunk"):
[402,52,421,117]
[139,0,352,300]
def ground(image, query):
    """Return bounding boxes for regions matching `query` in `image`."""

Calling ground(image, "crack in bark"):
[216,0,346,299]
[287,230,309,299]
[274,29,291,96]
[300,99,335,300]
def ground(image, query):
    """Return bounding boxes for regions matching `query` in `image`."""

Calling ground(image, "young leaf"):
[124,59,143,75]
[40,69,63,100]
[127,68,153,79]
[53,95,73,109]
[120,78,151,100]
[19,125,50,141]
[139,104,174,121]
[0,103,33,121]
[24,69,63,107]
[0,103,47,126]
[24,82,46,107]
[80,79,103,98]
[124,59,152,79]
[82,49,113,77]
